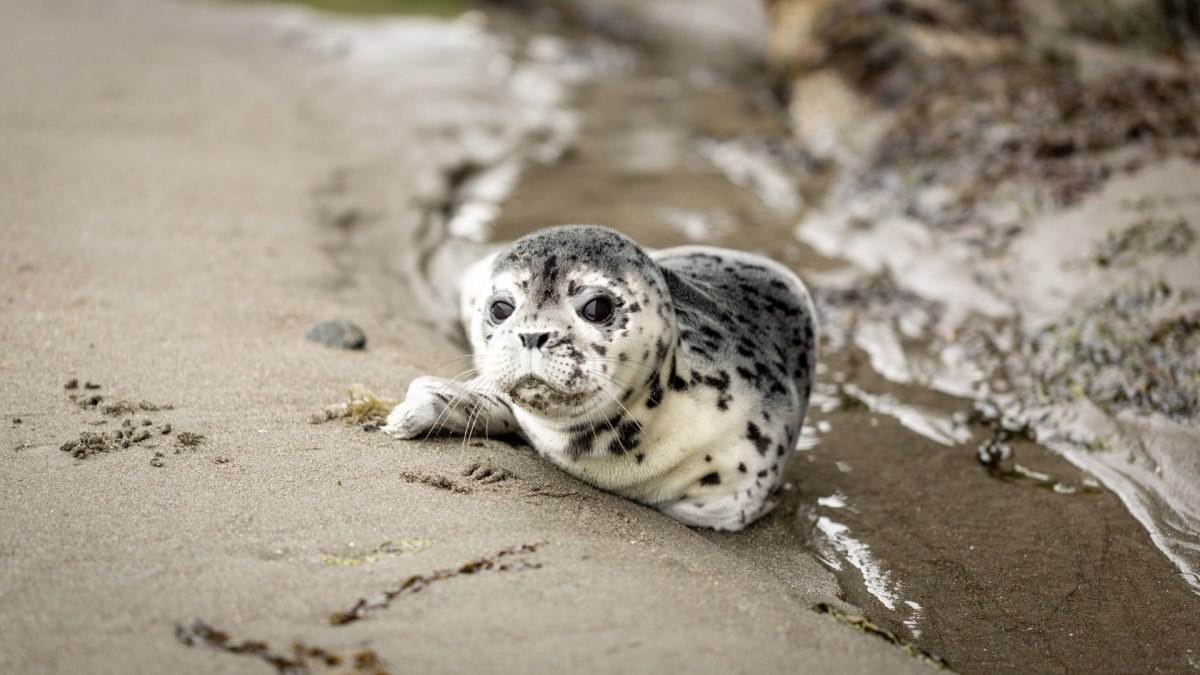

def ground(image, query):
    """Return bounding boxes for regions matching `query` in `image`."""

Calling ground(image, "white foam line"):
[816,516,899,611]
[842,384,972,447]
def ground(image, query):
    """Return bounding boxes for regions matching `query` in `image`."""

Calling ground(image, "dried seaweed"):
[175,619,386,674]
[329,543,543,625]
[311,385,398,427]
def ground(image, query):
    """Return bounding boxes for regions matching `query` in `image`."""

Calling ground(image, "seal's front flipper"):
[382,375,517,440]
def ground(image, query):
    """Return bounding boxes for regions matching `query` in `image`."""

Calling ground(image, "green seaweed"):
[1029,283,1200,421]
[225,0,462,17]
[813,603,949,670]
[320,538,433,567]
[1092,217,1195,268]
[1060,0,1195,52]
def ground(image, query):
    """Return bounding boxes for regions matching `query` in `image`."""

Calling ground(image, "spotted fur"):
[383,225,818,531]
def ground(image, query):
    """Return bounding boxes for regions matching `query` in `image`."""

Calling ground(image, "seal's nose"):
[519,332,552,350]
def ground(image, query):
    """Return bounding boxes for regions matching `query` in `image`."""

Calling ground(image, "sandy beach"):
[6,0,1200,672]
[0,1,930,672]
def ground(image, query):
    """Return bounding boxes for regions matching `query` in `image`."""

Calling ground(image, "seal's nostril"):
[520,332,552,350]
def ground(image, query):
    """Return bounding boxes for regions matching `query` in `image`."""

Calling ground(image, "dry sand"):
[0,1,928,672]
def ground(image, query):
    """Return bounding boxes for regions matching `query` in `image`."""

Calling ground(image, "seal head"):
[470,226,674,427]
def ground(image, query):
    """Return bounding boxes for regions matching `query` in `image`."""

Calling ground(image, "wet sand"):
[0,1,930,673]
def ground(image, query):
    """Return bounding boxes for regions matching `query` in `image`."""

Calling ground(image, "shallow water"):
[268,0,1200,670]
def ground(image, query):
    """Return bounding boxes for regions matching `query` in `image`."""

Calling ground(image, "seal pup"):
[383,225,817,531]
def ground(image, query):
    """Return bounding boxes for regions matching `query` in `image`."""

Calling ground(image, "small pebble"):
[305,320,367,350]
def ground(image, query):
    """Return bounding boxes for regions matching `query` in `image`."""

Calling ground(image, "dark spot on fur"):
[699,472,721,486]
[608,422,641,456]
[635,452,645,464]
[737,462,747,473]
[746,422,771,456]
[593,344,607,356]
[565,414,623,457]
[757,469,768,478]
[646,377,664,409]
[655,338,668,362]
[668,360,688,391]
[704,454,712,463]
[702,370,730,392]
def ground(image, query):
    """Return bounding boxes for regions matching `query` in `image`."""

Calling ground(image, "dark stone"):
[306,320,366,350]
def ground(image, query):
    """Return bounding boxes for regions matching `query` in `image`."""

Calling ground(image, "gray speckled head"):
[493,225,660,290]
[473,225,676,422]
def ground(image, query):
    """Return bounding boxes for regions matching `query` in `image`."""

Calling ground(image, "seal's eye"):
[579,297,614,323]
[490,300,514,322]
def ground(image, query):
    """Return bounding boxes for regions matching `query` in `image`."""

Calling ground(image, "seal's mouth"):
[507,376,588,411]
